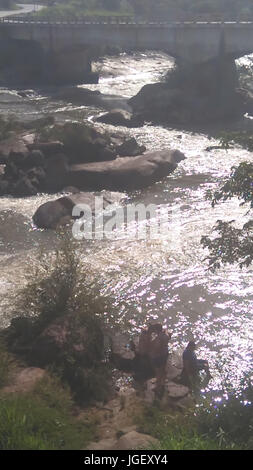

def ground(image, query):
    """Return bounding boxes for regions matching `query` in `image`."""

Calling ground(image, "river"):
[0,51,252,392]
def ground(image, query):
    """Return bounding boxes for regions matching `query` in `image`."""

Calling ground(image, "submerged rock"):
[96,109,142,127]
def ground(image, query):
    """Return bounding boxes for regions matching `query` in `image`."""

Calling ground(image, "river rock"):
[110,332,136,372]
[113,431,159,450]
[129,58,247,125]
[26,150,45,168]
[54,87,130,111]
[96,109,141,127]
[166,382,189,399]
[166,362,182,381]
[129,83,181,121]
[27,141,65,157]
[33,191,125,229]
[68,149,186,191]
[45,154,70,192]
[0,178,9,195]
[40,122,118,164]
[116,138,146,157]
[13,174,39,196]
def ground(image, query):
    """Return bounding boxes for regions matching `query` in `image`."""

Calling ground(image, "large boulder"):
[129,83,181,122]
[38,122,118,164]
[33,191,125,229]
[30,313,104,367]
[129,58,247,125]
[68,149,186,191]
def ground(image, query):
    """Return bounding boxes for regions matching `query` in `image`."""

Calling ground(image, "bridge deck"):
[1,16,253,27]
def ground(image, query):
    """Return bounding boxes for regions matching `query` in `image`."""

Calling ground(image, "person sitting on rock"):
[181,341,212,387]
[148,324,171,396]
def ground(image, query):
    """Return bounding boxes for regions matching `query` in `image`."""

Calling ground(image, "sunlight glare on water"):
[0,51,252,390]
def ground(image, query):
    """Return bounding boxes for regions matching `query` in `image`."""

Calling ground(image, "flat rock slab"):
[68,149,186,191]
[2,367,46,394]
[87,431,159,451]
[167,382,189,399]
[166,363,182,381]
[110,332,135,361]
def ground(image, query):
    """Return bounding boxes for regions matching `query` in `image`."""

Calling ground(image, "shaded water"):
[0,51,252,391]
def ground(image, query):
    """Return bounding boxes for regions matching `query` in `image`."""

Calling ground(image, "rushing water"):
[0,51,252,391]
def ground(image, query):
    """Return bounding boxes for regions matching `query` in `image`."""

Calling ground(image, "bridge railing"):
[0,15,137,24]
[1,15,253,25]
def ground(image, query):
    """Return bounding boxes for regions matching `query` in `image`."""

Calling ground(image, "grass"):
[136,404,243,450]
[0,341,16,389]
[0,374,96,450]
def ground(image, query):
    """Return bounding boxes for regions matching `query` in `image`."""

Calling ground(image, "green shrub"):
[196,382,253,449]
[0,375,96,450]
[3,236,115,405]
[136,404,242,450]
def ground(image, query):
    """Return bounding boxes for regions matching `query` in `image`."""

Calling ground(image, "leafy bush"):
[202,161,253,269]
[196,380,253,449]
[3,236,115,404]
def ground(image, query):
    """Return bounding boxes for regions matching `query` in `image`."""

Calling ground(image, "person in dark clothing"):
[132,326,154,382]
[149,324,171,395]
[181,341,212,387]
[133,324,171,391]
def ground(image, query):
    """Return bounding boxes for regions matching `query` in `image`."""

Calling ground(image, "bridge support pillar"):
[43,46,98,85]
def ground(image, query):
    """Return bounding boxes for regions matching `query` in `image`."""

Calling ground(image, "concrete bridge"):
[1,15,253,83]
